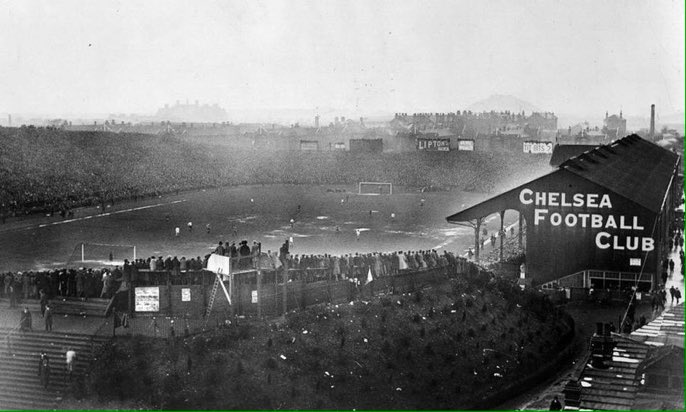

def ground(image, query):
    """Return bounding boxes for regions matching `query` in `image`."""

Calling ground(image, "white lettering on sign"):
[520,188,652,253]
[181,288,191,302]
[519,189,612,208]
[523,141,554,154]
[457,139,474,151]
[630,258,641,266]
[251,290,258,304]
[417,138,450,151]
[135,287,160,312]
[595,232,654,252]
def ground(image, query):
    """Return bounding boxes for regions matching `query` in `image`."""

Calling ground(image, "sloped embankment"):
[69,271,573,409]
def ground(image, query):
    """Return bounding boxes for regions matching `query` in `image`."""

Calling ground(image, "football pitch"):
[0,184,519,272]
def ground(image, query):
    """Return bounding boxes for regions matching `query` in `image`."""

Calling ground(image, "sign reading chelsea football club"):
[519,188,654,252]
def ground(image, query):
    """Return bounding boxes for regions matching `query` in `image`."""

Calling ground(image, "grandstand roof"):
[549,144,599,167]
[446,134,680,223]
[560,134,680,212]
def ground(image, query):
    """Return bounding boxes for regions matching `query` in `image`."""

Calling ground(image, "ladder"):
[203,272,233,330]
[203,275,221,329]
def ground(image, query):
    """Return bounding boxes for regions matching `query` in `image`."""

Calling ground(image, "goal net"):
[359,182,393,195]
[67,242,137,267]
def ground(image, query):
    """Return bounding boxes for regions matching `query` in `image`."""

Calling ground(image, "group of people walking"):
[36,348,77,390]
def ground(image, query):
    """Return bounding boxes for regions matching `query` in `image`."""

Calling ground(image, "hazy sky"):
[0,0,683,119]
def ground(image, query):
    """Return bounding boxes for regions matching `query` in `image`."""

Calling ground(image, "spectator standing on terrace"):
[239,241,251,269]
[171,257,181,282]
[20,307,32,331]
[549,396,562,411]
[215,241,225,255]
[44,305,53,332]
[38,352,50,389]
[187,221,193,232]
[175,227,180,237]
[100,271,110,298]
[65,348,76,380]
[279,239,290,264]
[8,282,17,308]
[75,270,85,298]
[22,272,30,300]
[3,272,12,297]
[39,289,48,316]
[206,223,211,234]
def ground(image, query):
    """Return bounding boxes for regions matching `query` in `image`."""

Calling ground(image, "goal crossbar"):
[77,242,137,263]
[358,182,393,195]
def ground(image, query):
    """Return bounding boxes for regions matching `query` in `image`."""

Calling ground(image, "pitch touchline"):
[34,200,187,229]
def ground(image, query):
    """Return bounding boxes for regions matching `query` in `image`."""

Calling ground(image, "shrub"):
[265,357,277,370]
[424,344,435,356]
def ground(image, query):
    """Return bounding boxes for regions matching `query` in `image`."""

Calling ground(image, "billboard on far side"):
[523,141,553,154]
[457,139,475,151]
[417,138,450,151]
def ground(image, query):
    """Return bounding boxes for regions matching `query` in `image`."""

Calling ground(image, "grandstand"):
[0,127,551,219]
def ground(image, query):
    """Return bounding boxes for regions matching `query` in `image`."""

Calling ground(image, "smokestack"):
[315,115,320,128]
[650,104,655,138]
[7,114,11,127]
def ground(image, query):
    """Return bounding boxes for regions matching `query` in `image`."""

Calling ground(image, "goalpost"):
[358,182,393,195]
[67,242,137,266]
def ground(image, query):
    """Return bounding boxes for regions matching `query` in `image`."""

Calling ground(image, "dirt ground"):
[0,184,519,272]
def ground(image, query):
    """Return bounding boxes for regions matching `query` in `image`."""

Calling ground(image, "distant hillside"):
[467,95,541,114]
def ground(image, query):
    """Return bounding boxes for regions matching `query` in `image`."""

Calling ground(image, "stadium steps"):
[0,328,110,410]
[0,297,110,317]
[49,297,111,317]
[0,299,41,312]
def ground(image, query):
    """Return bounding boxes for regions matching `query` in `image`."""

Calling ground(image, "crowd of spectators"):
[275,248,462,283]
[0,127,550,218]
[0,267,122,305]
[0,243,464,305]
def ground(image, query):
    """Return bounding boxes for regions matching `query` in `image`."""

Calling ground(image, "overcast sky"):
[0,0,683,119]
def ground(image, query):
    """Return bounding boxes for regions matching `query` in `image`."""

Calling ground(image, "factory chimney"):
[649,104,655,139]
[315,115,320,128]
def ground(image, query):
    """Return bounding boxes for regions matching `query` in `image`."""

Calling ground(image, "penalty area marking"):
[33,200,187,230]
